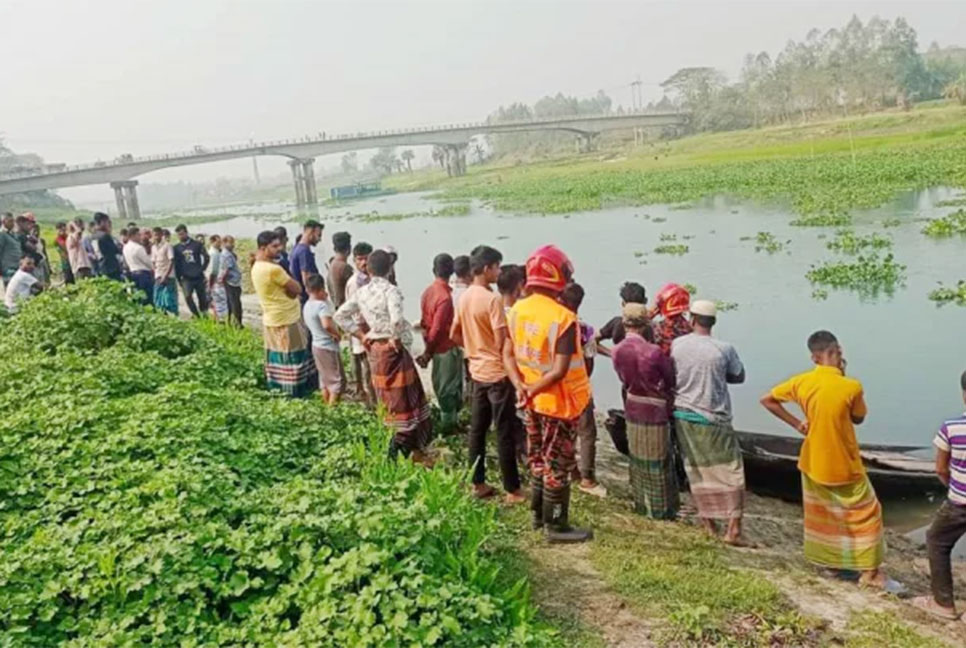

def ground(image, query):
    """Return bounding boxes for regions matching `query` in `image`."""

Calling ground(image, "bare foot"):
[473,484,496,499]
[700,518,718,537]
[722,535,757,548]
[911,596,959,620]
[504,490,526,505]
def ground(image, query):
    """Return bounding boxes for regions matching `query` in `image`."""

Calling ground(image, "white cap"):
[690,300,717,317]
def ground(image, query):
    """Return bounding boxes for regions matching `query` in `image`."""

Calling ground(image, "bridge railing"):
[0,110,684,181]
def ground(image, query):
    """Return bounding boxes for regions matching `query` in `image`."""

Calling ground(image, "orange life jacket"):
[508,293,591,421]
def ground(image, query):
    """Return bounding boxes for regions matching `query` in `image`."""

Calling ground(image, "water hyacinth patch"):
[805,253,906,296]
[752,232,786,254]
[928,281,966,306]
[654,244,689,256]
[825,229,892,255]
[789,212,852,227]
[921,209,966,238]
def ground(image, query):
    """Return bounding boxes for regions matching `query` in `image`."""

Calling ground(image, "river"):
[175,186,965,450]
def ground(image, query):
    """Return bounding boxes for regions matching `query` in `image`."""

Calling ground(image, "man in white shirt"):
[4,255,41,313]
[123,228,154,305]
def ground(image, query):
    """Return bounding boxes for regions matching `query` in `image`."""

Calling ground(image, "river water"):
[178,187,966,450]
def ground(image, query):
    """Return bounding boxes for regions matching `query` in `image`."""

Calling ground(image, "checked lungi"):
[263,320,318,398]
[674,412,745,519]
[626,395,678,520]
[802,472,884,571]
[368,340,432,454]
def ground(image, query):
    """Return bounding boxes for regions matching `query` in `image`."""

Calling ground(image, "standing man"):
[173,224,210,317]
[151,228,178,315]
[303,274,345,404]
[54,222,75,285]
[219,235,244,327]
[289,220,324,302]
[451,255,471,307]
[327,231,353,308]
[416,253,462,434]
[451,245,523,503]
[505,245,592,542]
[335,250,432,464]
[671,300,747,545]
[0,212,22,285]
[496,264,526,314]
[913,371,966,618]
[92,212,123,281]
[207,235,227,321]
[761,331,893,589]
[346,241,376,407]
[383,245,399,286]
[123,228,154,305]
[612,303,678,520]
[66,219,92,280]
[274,226,291,274]
[596,281,648,357]
[251,230,317,397]
[83,221,99,276]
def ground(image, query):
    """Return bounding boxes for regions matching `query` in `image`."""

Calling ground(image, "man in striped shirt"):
[915,370,966,620]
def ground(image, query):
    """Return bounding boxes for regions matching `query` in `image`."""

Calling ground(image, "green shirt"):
[0,229,22,277]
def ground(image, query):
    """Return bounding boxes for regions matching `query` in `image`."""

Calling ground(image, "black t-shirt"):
[94,232,122,279]
[599,314,652,344]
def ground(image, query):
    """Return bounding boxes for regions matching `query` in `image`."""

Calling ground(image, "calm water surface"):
[178,187,966,448]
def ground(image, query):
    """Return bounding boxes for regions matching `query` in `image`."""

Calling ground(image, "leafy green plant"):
[928,280,966,306]
[806,253,906,296]
[753,231,786,254]
[825,229,892,254]
[0,282,551,647]
[921,209,966,238]
[659,233,678,242]
[881,218,901,228]
[654,244,689,255]
[789,212,852,227]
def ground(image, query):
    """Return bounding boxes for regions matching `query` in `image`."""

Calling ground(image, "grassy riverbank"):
[387,103,966,217]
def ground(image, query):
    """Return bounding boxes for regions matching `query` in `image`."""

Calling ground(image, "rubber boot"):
[530,480,544,530]
[543,484,593,544]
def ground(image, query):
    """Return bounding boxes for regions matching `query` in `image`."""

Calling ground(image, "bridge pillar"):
[123,181,141,220]
[111,182,128,221]
[289,160,306,207]
[575,132,599,154]
[301,159,318,205]
[443,145,467,177]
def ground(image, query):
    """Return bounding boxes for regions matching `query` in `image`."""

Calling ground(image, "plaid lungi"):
[368,340,432,453]
[674,414,745,519]
[262,320,318,398]
[802,472,884,570]
[626,395,678,520]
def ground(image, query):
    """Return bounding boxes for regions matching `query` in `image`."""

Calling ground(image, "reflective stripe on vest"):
[508,293,591,421]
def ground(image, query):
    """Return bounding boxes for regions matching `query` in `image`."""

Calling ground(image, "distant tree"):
[369,147,397,175]
[400,149,415,172]
[340,152,357,174]
[431,146,446,169]
[944,72,966,105]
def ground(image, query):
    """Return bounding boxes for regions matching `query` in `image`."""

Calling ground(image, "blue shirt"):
[302,298,339,351]
[288,243,318,298]
[219,249,242,287]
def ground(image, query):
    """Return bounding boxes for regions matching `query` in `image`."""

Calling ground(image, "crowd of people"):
[6,209,966,619]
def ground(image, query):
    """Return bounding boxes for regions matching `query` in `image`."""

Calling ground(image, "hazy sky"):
[1,0,964,201]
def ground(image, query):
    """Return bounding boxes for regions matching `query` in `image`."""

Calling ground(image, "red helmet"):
[525,244,574,293]
[655,283,690,318]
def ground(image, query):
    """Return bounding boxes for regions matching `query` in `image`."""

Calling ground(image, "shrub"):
[0,282,550,646]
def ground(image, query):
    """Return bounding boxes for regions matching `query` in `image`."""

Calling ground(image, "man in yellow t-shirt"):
[761,330,894,591]
[251,230,317,397]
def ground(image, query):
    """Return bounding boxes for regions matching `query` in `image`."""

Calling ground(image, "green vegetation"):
[921,208,966,237]
[587,507,818,645]
[789,212,852,227]
[752,231,786,254]
[928,280,966,306]
[658,232,678,241]
[826,229,892,254]
[0,281,550,646]
[806,253,906,296]
[351,203,471,222]
[714,301,739,312]
[846,611,950,648]
[653,244,689,256]
[935,196,966,208]
[882,217,902,228]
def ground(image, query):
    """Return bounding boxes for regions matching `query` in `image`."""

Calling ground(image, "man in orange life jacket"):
[504,245,593,543]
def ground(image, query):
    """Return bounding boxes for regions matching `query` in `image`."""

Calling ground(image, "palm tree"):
[944,73,966,106]
[400,149,415,172]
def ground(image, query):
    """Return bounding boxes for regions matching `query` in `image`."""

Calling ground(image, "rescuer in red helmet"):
[504,244,593,543]
[649,282,693,355]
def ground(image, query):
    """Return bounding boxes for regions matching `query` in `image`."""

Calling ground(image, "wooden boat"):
[736,430,943,498]
[604,410,942,498]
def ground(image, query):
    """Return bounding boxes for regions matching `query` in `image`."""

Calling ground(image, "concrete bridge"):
[0,111,686,217]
